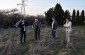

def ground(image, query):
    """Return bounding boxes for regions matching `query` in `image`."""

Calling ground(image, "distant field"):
[0,26,85,55]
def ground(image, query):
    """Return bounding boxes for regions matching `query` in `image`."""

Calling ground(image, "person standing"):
[32,19,41,40]
[51,16,57,40]
[64,18,72,46]
[18,18,27,44]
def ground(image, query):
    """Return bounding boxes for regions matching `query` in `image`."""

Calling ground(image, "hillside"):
[0,26,85,55]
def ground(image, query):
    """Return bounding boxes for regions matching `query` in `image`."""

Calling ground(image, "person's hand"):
[63,24,66,27]
[32,25,34,29]
[22,22,25,24]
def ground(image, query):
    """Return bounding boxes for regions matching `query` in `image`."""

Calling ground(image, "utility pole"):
[17,0,27,17]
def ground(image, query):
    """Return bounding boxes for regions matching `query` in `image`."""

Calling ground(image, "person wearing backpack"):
[32,19,41,40]
[51,16,57,40]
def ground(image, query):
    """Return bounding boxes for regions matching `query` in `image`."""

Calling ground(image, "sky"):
[0,0,85,16]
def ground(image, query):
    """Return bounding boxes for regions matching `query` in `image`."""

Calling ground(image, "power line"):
[17,0,27,17]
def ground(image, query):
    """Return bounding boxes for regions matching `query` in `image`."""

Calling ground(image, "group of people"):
[16,16,72,46]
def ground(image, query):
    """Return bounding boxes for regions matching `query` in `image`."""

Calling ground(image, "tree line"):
[45,3,85,26]
[0,8,45,29]
[72,10,85,25]
[0,3,84,29]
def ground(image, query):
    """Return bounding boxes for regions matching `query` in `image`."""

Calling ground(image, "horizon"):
[0,0,85,16]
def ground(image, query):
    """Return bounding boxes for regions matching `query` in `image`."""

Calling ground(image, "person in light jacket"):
[64,18,72,46]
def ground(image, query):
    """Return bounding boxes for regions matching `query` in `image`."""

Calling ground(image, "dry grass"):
[0,26,85,55]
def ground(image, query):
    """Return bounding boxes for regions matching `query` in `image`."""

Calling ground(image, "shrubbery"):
[0,9,45,29]
[45,3,85,26]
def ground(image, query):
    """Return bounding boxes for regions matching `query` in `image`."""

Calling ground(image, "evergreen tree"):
[72,10,76,25]
[54,3,64,25]
[80,10,84,25]
[76,10,80,25]
[45,3,64,25]
[64,10,70,22]
[45,7,55,25]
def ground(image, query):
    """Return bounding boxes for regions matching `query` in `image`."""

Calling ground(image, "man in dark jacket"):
[19,19,27,44]
[32,19,41,40]
[51,16,57,40]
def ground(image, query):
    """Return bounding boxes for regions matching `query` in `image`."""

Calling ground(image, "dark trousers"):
[20,31,26,43]
[51,29,56,39]
[34,29,40,40]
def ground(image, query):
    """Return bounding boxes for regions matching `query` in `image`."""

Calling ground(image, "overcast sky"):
[0,0,85,16]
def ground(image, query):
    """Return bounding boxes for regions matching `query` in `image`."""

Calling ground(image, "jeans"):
[34,29,40,40]
[20,31,26,43]
[51,29,56,39]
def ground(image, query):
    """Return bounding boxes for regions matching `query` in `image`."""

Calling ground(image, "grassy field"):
[0,26,85,55]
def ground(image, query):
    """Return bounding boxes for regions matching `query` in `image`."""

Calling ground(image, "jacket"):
[52,21,57,30]
[33,21,41,30]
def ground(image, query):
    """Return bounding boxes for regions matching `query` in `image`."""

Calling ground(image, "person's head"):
[22,19,25,23]
[52,16,56,21]
[20,18,25,23]
[66,18,70,22]
[35,19,38,22]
